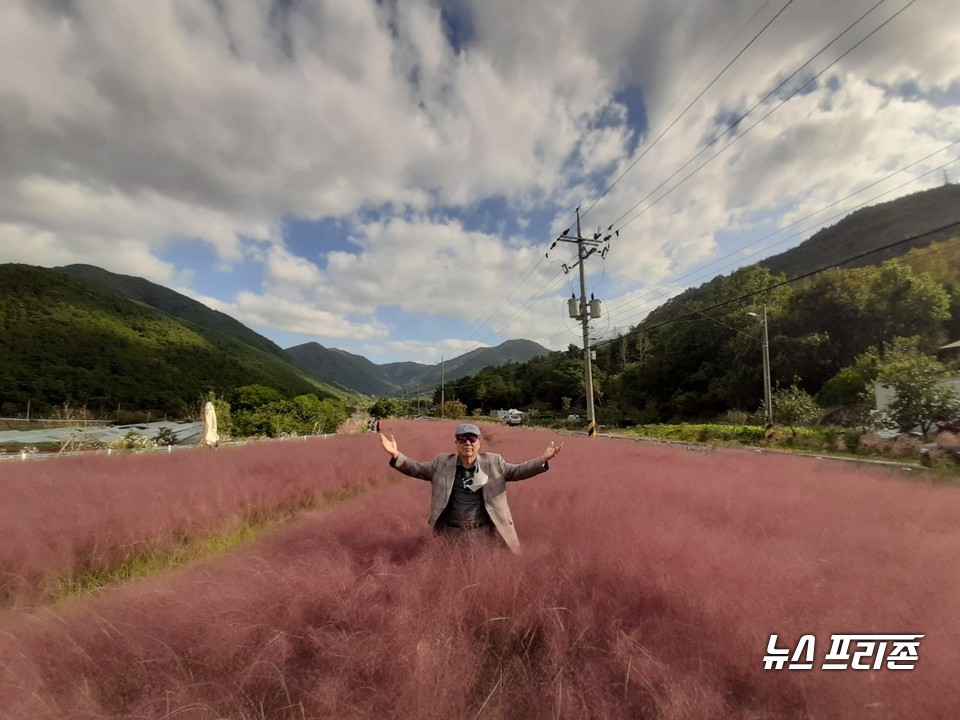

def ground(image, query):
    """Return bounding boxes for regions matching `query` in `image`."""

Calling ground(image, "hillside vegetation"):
[760,184,960,278]
[56,264,293,361]
[0,264,342,417]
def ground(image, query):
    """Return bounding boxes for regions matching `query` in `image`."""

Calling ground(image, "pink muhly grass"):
[0,434,395,605]
[0,420,957,719]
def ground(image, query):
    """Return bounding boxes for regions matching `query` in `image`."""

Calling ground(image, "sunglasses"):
[455,435,480,444]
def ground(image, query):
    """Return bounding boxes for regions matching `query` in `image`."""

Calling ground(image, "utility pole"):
[761,305,773,427]
[440,355,445,417]
[748,305,773,427]
[553,207,613,437]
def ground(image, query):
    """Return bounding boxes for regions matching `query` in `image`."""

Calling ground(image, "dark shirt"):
[436,461,493,531]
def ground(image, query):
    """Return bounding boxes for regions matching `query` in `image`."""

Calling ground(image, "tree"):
[291,394,348,434]
[317,398,349,433]
[229,385,284,413]
[783,263,950,373]
[875,339,960,436]
[817,347,881,407]
[370,396,405,418]
[770,384,820,435]
[439,400,467,419]
[872,263,950,347]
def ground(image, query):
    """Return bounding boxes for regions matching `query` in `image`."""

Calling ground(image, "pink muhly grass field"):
[0,419,958,719]
[0,434,395,604]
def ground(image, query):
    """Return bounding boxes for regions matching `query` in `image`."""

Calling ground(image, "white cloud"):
[364,338,491,365]
[228,291,389,341]
[1,0,958,361]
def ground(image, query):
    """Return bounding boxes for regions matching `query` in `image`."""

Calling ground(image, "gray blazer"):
[390,451,548,554]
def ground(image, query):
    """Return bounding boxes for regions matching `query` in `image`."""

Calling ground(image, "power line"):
[610,0,907,233]
[579,0,790,224]
[599,217,960,349]
[452,148,960,372]
[500,0,908,354]
[601,149,960,329]
[413,0,916,375]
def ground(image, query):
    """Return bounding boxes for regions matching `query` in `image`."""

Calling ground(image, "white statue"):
[202,401,219,447]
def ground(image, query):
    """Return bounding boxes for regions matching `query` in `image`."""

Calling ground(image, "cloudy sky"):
[2,0,959,364]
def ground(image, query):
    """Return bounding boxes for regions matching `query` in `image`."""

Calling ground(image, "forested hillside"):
[56,264,291,361]
[0,265,340,417]
[760,184,960,278]
[286,343,398,396]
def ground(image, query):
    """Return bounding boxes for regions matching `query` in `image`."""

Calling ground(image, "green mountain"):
[285,343,398,396]
[395,339,550,392]
[285,339,550,395]
[0,264,344,417]
[57,264,287,360]
[759,184,960,279]
[644,184,960,327]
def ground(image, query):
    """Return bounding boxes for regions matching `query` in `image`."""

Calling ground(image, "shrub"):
[771,384,820,434]
[724,409,749,425]
[876,339,960,436]
[438,400,467,419]
[821,426,839,451]
[153,427,177,447]
[843,429,863,454]
[110,431,156,451]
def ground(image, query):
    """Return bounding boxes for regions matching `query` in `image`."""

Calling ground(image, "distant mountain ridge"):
[285,339,550,395]
[4,186,953,414]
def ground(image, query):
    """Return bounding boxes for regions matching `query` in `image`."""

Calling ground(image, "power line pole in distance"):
[552,207,614,437]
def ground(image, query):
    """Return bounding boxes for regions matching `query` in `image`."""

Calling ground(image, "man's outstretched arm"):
[540,440,562,465]
[379,432,400,461]
[380,432,435,481]
[503,440,564,482]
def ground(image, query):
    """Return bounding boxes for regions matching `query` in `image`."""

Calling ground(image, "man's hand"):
[380,433,399,460]
[541,440,563,464]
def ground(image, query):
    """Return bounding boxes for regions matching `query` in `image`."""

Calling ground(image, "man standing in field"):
[379,423,562,554]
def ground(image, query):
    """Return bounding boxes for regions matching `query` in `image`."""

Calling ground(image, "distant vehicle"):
[567,414,581,422]
[504,409,523,426]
